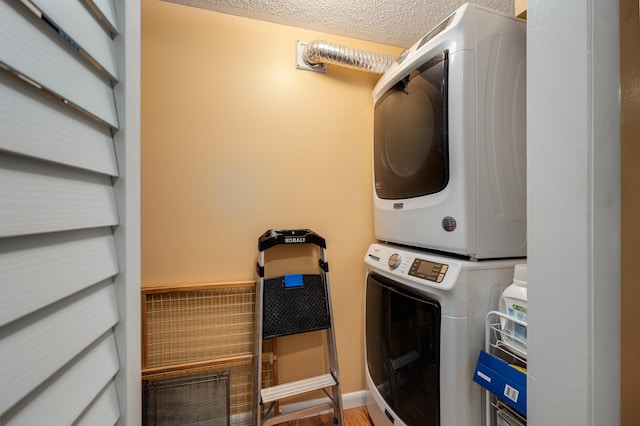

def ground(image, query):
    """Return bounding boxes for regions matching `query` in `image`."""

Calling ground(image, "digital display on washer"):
[408,258,448,283]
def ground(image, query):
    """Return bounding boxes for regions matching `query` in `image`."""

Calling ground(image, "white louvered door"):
[0,0,140,424]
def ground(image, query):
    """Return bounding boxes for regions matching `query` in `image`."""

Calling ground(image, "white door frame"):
[527,1,620,425]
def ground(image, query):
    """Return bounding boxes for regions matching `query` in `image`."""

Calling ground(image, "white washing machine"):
[364,243,523,426]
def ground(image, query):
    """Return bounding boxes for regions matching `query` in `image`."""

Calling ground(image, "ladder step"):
[261,373,337,404]
[390,350,421,370]
[262,402,334,426]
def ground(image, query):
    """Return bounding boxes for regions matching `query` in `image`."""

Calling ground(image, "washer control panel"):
[408,258,449,283]
[365,243,460,291]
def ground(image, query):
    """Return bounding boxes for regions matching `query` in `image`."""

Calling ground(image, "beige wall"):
[141,0,402,395]
[620,0,640,423]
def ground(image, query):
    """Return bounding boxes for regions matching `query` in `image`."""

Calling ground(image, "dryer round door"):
[374,51,449,200]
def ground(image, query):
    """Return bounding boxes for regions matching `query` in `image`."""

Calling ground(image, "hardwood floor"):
[279,406,373,426]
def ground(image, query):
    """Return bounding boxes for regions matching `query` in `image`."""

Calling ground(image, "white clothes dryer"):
[372,3,527,259]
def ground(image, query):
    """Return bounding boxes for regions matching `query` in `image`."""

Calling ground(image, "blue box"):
[473,350,527,416]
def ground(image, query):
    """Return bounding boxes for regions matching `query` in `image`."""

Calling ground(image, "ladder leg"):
[326,327,344,425]
[253,253,265,426]
[321,247,344,425]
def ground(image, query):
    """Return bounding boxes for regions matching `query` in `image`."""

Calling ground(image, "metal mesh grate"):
[144,370,230,426]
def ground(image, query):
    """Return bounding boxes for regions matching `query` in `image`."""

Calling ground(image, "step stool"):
[252,229,344,426]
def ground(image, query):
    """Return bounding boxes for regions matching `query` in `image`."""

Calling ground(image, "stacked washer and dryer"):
[363,4,526,426]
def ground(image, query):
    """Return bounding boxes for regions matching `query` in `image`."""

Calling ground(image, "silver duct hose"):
[303,40,397,74]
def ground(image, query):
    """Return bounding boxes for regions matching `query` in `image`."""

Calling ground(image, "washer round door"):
[365,272,441,426]
[374,51,449,200]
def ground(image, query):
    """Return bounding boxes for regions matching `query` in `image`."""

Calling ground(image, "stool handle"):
[258,229,326,251]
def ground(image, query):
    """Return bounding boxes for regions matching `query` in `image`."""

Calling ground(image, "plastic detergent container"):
[499,264,528,358]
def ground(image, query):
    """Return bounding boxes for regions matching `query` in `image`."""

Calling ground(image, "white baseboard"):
[279,389,369,415]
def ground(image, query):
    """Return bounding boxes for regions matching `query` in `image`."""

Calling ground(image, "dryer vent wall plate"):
[296,41,327,73]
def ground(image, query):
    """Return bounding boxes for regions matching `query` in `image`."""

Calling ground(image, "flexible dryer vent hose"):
[303,40,397,74]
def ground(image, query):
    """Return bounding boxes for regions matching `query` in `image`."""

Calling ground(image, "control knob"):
[388,253,401,269]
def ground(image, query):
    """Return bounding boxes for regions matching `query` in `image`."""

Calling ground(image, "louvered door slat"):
[30,0,118,80]
[2,333,120,426]
[74,381,120,426]
[0,153,119,238]
[0,228,119,327]
[0,283,119,415]
[0,72,118,176]
[0,1,118,128]
[86,0,119,34]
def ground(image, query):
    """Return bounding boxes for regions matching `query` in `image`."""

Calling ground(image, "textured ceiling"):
[162,0,515,48]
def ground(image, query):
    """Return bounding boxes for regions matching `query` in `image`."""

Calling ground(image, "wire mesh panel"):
[144,286,255,368]
[144,370,230,426]
[228,358,276,425]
